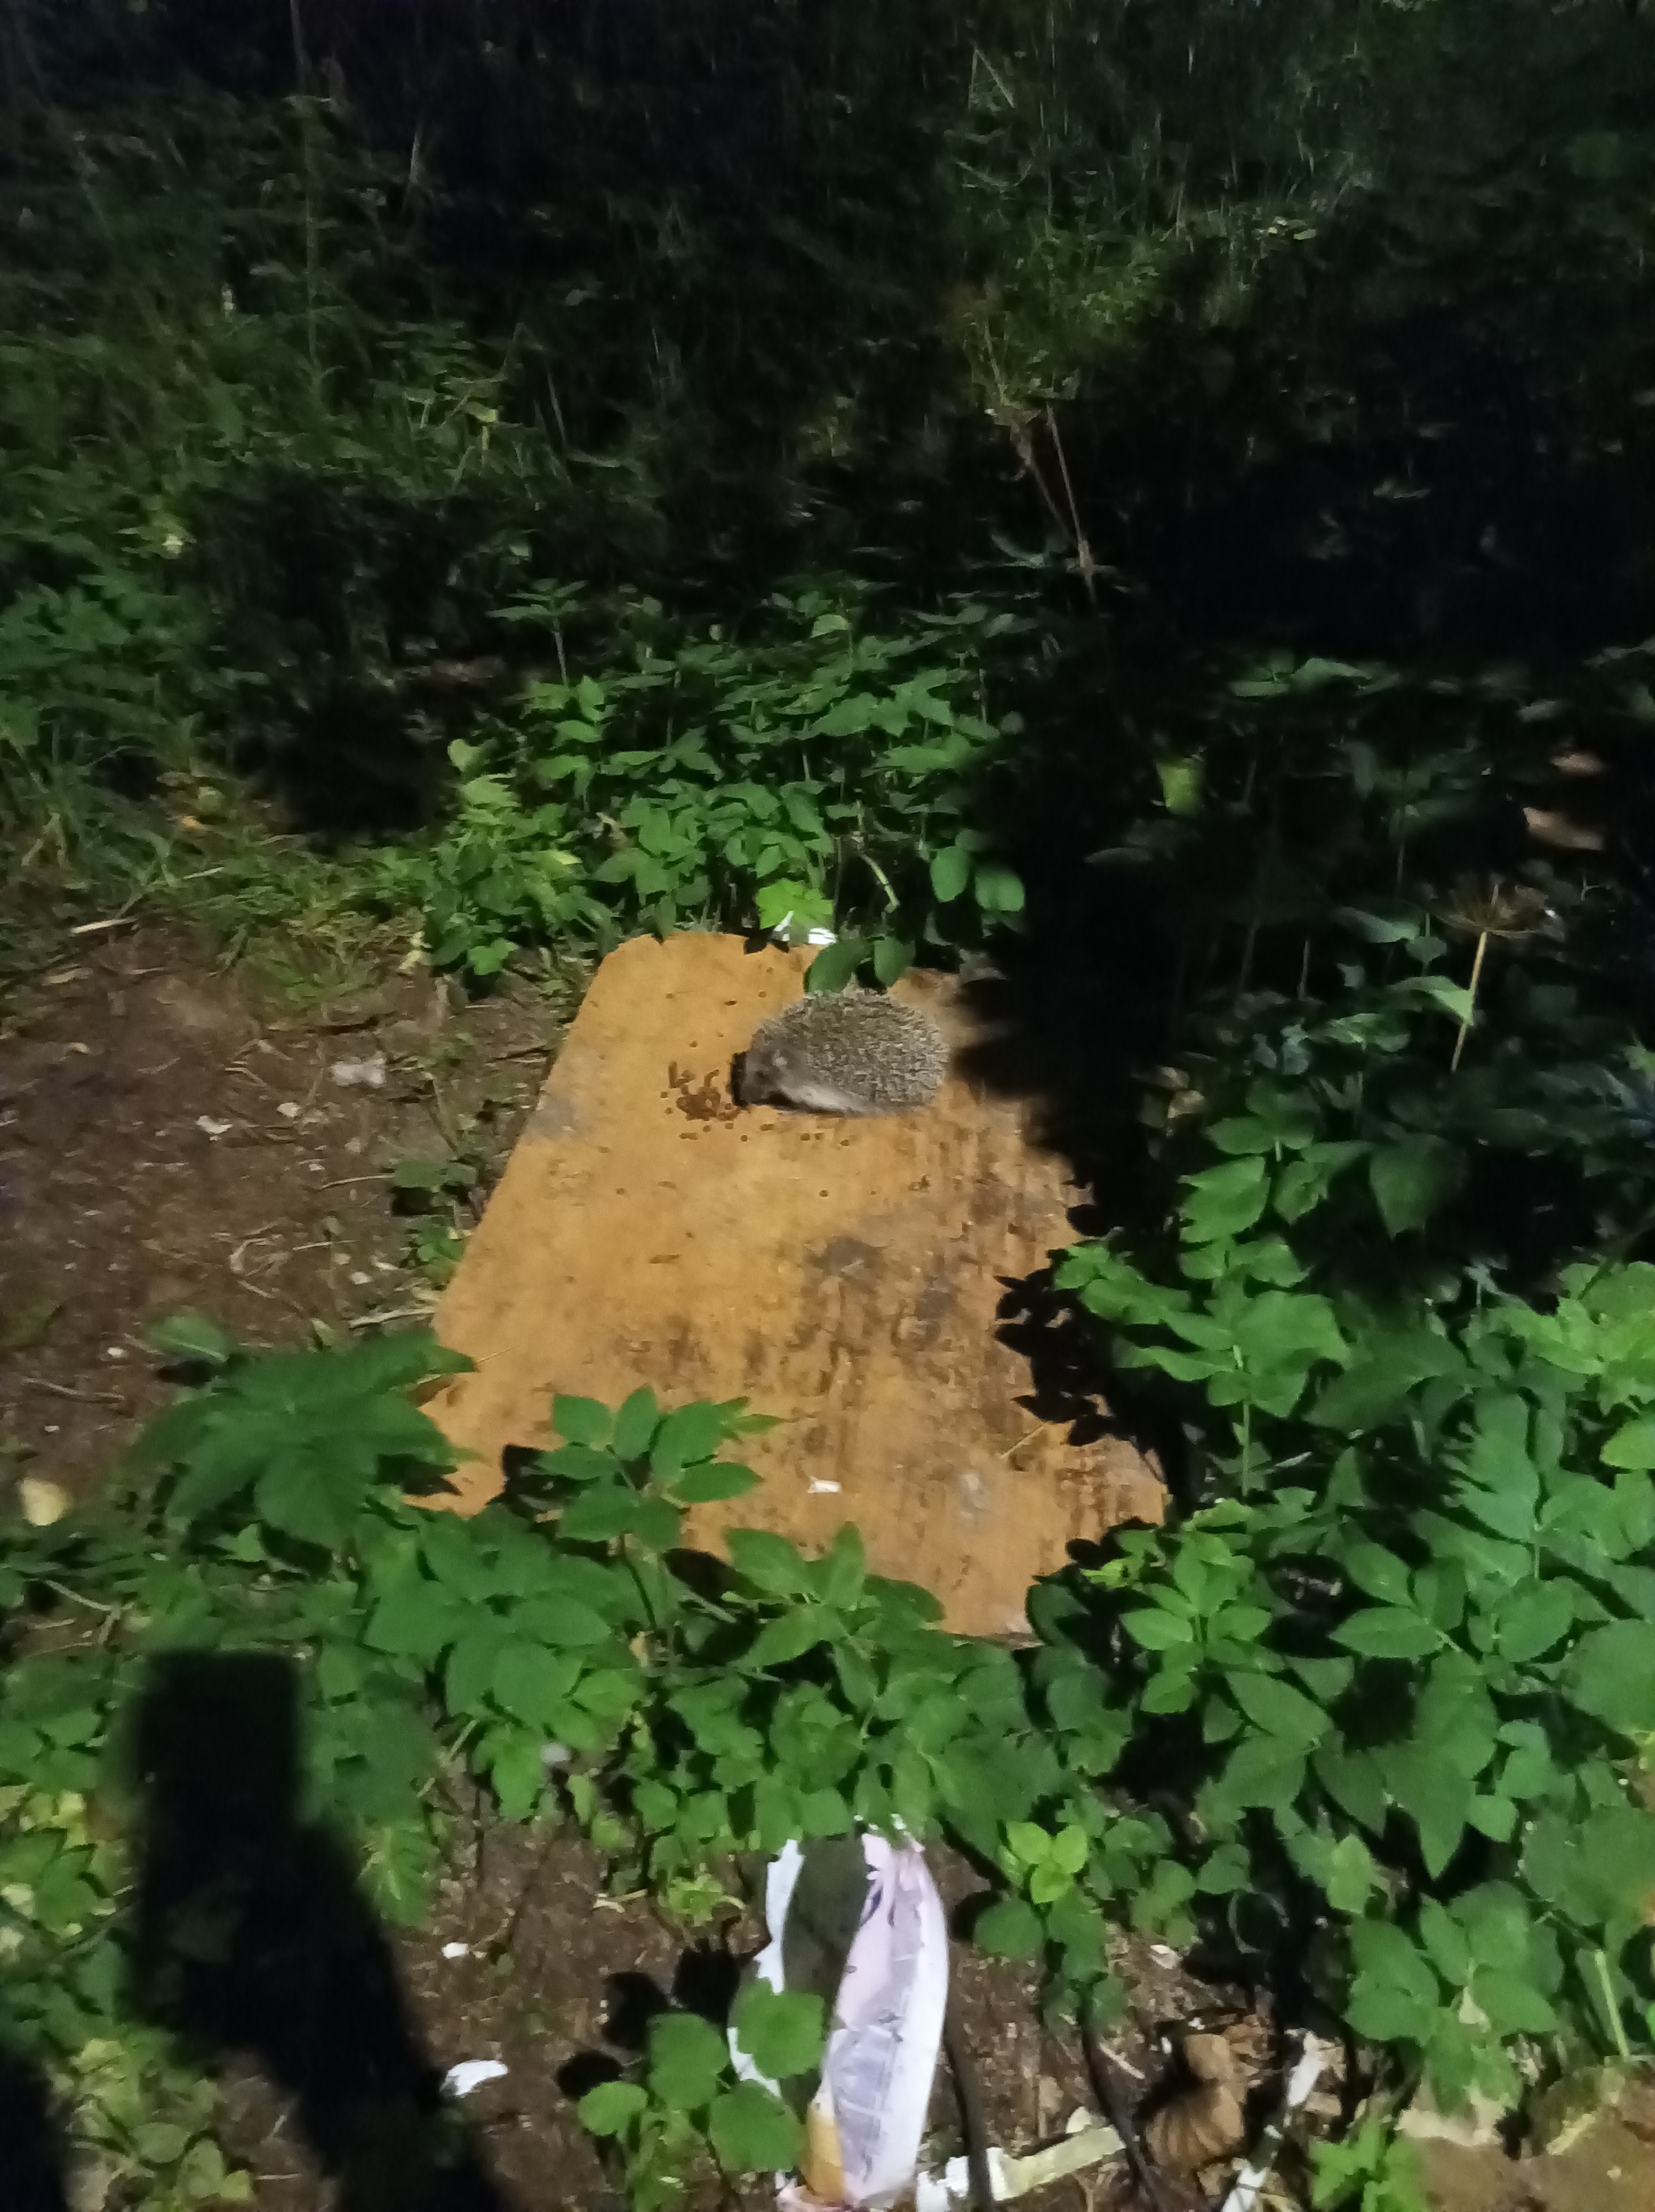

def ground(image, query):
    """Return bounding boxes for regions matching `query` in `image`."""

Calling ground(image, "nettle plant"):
[393,578,1031,979]
[1053,929,1655,2111]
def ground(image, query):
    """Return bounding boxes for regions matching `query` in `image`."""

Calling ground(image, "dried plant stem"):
[1451,929,1489,1073]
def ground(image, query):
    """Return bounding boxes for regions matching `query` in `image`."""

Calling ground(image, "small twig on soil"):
[944,2000,996,2212]
[225,1224,283,1274]
[347,1304,437,1329]
[1082,2025,1176,2212]
[318,1173,391,1189]
[478,1827,564,1962]
[20,1377,128,1408]
[66,916,135,937]
[426,1074,464,1154]
[1000,1424,1053,1461]
[39,1577,124,1619]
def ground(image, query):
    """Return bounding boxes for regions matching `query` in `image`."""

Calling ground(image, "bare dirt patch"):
[0,918,566,1504]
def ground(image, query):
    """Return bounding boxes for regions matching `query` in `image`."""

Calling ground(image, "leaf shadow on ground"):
[126,1650,508,2212]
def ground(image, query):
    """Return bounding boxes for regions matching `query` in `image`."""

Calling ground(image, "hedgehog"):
[738,990,950,1117]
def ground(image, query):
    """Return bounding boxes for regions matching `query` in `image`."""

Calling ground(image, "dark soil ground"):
[2,906,1653,2212]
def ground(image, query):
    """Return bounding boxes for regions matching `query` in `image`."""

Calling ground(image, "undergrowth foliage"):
[0,1329,1160,2205]
[373,579,1030,981]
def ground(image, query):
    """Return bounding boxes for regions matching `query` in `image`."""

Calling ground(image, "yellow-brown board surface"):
[424,933,1161,1638]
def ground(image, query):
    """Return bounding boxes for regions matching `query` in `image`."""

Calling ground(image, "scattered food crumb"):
[277,1101,301,1119]
[441,1942,472,1961]
[196,1115,232,1138]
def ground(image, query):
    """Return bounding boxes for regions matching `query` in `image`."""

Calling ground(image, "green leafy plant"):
[576,1986,822,2211]
[1310,2118,1430,2212]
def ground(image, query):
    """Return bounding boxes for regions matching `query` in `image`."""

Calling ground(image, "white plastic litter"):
[769,915,839,950]
[737,1834,949,2210]
[808,1479,843,1495]
[195,1116,232,1138]
[442,2059,507,2097]
[331,1052,387,1089]
[915,2118,1123,2208]
[440,1942,472,1960]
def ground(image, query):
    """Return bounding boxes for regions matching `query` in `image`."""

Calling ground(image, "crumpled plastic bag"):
[732,1832,949,2210]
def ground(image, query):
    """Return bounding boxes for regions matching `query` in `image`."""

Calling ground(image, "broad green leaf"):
[1324,1834,1375,1916]
[1492,1580,1573,1663]
[1156,755,1205,816]
[1121,1606,1195,1650]
[491,1642,583,1724]
[1563,1618,1655,1735]
[255,1449,368,1551]
[1004,1820,1055,1868]
[646,2010,729,2112]
[1345,1979,1435,2046]
[1308,1331,1463,1431]
[1472,1970,1558,2037]
[611,1386,660,1461]
[136,2124,192,2164]
[1369,1136,1464,1237]
[726,1529,812,1596]
[731,1983,826,2081]
[929,843,972,903]
[537,1444,619,1484]
[1417,1898,1472,1987]
[806,939,867,994]
[1228,1673,1330,1747]
[1383,1747,1472,1878]
[1180,1154,1269,1243]
[578,2080,647,2136]
[651,1401,731,1478]
[744,1609,833,1670]
[871,936,915,986]
[483,1727,549,1821]
[1333,1608,1442,1659]
[553,1395,613,1446]
[445,1625,508,1714]
[511,1595,616,1647]
[973,860,1025,914]
[144,1311,235,1369]
[1214,1734,1305,1812]
[558,1487,645,1542]
[1602,1419,1655,1470]
[1340,1541,1413,1606]
[706,2082,802,2173]
[365,1575,463,1663]
[672,1461,760,1504]
[974,1896,1043,1958]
